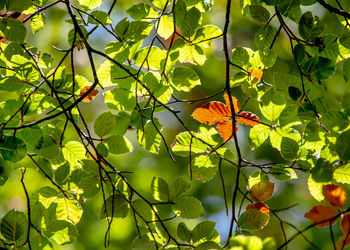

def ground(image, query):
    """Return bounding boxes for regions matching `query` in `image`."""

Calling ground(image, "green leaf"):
[97,142,108,157]
[62,141,86,168]
[132,235,157,250]
[269,164,297,181]
[134,46,167,70]
[120,21,153,43]
[237,209,269,230]
[307,175,329,201]
[150,0,168,9]
[263,237,277,250]
[55,199,83,225]
[137,119,162,154]
[248,171,269,189]
[192,154,218,182]
[171,132,207,156]
[259,89,286,122]
[104,88,136,111]
[336,130,350,161]
[321,110,348,133]
[192,220,216,243]
[151,177,170,201]
[94,112,116,137]
[280,137,299,161]
[0,18,26,42]
[298,11,324,41]
[0,136,26,162]
[100,194,129,219]
[193,25,222,46]
[78,0,102,9]
[158,15,174,40]
[0,209,27,243]
[334,164,350,184]
[88,10,112,25]
[230,235,263,249]
[196,241,221,249]
[110,111,130,136]
[0,164,9,186]
[133,199,155,222]
[169,177,191,200]
[255,25,276,50]
[179,44,207,65]
[248,124,270,150]
[181,7,201,38]
[172,197,205,219]
[177,222,192,242]
[78,176,100,198]
[18,126,43,150]
[104,135,133,154]
[31,13,46,34]
[127,3,158,20]
[249,5,270,22]
[310,159,333,183]
[170,67,201,92]
[231,47,250,67]
[6,0,32,12]
[55,163,70,185]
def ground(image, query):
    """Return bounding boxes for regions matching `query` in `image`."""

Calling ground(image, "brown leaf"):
[342,214,350,235]
[250,182,274,202]
[336,235,350,250]
[80,86,99,102]
[216,120,237,142]
[237,112,260,126]
[322,184,346,207]
[246,202,269,216]
[192,102,230,125]
[304,205,339,227]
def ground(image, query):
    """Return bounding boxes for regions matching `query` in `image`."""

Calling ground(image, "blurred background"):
[0,0,349,249]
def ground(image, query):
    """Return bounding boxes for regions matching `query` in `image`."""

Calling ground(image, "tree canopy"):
[0,0,350,249]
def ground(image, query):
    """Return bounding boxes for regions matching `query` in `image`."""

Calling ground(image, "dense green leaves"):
[0,0,349,248]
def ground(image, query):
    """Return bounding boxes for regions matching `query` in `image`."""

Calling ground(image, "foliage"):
[0,0,350,249]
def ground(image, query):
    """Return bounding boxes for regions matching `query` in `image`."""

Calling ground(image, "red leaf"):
[237,112,260,126]
[342,214,350,234]
[322,184,346,207]
[192,102,230,125]
[80,86,99,102]
[250,181,274,202]
[216,120,238,142]
[246,202,269,216]
[224,93,240,114]
[304,205,339,227]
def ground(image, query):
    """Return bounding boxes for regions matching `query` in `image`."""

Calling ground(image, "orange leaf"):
[223,93,240,114]
[216,120,238,142]
[246,202,269,216]
[336,235,350,250]
[251,69,263,80]
[80,86,99,102]
[342,214,350,234]
[192,102,230,125]
[0,37,6,43]
[304,205,339,227]
[237,112,260,126]
[250,182,274,202]
[322,184,346,207]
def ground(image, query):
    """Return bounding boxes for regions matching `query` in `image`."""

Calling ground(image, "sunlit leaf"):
[238,209,269,230]
[250,181,274,202]
[246,202,270,216]
[304,205,339,227]
[79,86,99,102]
[322,184,346,207]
